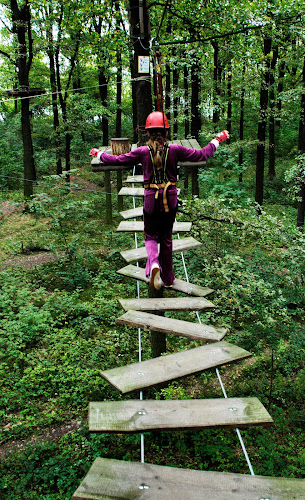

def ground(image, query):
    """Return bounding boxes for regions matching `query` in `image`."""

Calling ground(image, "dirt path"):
[0,420,83,459]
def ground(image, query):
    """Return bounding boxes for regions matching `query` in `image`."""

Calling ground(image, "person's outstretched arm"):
[89,147,144,165]
[175,130,229,163]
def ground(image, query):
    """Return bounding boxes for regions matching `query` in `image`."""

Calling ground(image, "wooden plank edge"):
[73,457,305,500]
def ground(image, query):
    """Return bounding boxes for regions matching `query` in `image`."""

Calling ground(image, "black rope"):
[155,0,171,40]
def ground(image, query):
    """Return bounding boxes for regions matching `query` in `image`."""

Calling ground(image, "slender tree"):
[255,37,272,211]
[268,46,278,179]
[297,56,305,228]
[10,0,36,197]
[239,60,246,182]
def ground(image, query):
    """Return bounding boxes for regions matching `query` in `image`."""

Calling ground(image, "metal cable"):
[176,231,255,475]
[131,164,145,463]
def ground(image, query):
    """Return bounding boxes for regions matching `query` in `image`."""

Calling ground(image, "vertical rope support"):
[132,167,145,463]
[176,232,255,475]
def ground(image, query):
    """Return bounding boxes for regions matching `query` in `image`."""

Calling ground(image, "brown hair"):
[147,129,168,170]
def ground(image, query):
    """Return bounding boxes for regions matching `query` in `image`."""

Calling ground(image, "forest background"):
[0,0,305,498]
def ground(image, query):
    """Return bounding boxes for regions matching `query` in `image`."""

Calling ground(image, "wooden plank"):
[116,310,226,341]
[88,397,273,433]
[92,163,133,172]
[118,187,181,197]
[117,264,214,297]
[179,159,206,168]
[73,457,305,500]
[124,175,144,183]
[188,138,201,149]
[119,187,145,197]
[100,341,252,394]
[120,236,202,263]
[119,206,143,219]
[119,297,215,312]
[116,221,192,233]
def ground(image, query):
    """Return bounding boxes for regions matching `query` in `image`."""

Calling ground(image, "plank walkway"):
[120,236,202,263]
[124,174,144,183]
[100,341,252,393]
[119,296,215,312]
[117,220,192,233]
[117,265,214,296]
[73,458,305,500]
[73,457,305,500]
[75,139,299,499]
[88,398,273,432]
[120,206,143,219]
[119,187,181,197]
[116,310,225,341]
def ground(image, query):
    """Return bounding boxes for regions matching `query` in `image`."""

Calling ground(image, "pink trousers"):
[144,188,177,287]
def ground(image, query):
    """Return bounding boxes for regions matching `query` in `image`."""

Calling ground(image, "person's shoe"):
[161,280,173,288]
[149,263,162,290]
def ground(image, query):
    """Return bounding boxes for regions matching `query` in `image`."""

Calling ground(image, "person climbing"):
[89,111,229,290]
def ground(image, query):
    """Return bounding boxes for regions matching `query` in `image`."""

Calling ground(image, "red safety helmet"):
[145,111,169,130]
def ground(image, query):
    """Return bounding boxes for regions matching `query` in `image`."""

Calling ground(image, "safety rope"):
[132,164,145,463]
[176,232,255,475]
[153,50,164,113]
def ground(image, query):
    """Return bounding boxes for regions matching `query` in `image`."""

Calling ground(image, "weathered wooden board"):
[118,187,181,197]
[116,310,226,342]
[117,264,214,297]
[120,236,202,263]
[73,457,305,500]
[100,341,252,394]
[116,221,192,233]
[92,163,134,172]
[124,175,144,183]
[119,186,145,197]
[119,296,215,312]
[89,397,273,433]
[119,206,144,219]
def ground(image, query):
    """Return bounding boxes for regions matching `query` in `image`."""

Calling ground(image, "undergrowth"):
[0,163,305,498]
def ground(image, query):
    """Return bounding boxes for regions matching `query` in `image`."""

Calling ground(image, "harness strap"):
[144,181,176,212]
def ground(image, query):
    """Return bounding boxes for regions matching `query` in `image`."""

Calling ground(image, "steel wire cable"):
[176,231,255,475]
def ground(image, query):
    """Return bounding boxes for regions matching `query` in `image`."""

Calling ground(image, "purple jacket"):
[100,142,217,184]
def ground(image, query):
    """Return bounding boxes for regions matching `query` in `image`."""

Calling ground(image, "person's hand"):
[89,148,100,157]
[215,130,229,143]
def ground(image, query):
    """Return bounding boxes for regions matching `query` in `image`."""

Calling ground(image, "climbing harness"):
[145,143,176,212]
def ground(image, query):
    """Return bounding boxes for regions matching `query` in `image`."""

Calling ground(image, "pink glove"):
[89,148,101,157]
[215,130,229,143]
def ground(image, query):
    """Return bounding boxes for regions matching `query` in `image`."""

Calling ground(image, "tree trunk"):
[191,56,200,196]
[129,0,152,145]
[255,38,272,211]
[99,68,109,146]
[115,1,122,138]
[268,46,278,179]
[165,16,171,137]
[184,62,189,137]
[21,96,35,197]
[226,62,232,144]
[116,50,122,137]
[276,60,285,129]
[46,15,62,175]
[191,60,201,139]
[212,41,220,127]
[173,50,178,139]
[297,56,305,228]
[11,0,36,197]
[239,61,246,182]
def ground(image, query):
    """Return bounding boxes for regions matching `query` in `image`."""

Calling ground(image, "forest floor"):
[0,420,82,459]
